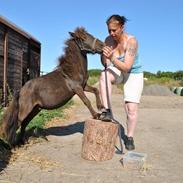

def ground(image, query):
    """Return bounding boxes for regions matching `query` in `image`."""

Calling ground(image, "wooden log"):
[81,118,118,161]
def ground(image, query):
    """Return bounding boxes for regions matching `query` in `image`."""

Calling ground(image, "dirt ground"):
[0,86,183,183]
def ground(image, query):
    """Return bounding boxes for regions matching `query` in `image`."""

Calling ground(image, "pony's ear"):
[69,32,75,38]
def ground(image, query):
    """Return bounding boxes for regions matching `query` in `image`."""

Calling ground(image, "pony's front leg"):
[73,86,100,119]
[84,84,104,110]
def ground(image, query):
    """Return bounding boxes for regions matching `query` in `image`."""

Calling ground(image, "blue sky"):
[1,0,183,73]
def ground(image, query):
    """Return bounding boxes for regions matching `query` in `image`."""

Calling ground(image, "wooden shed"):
[0,16,41,106]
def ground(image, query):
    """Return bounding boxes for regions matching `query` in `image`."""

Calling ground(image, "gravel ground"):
[0,85,183,183]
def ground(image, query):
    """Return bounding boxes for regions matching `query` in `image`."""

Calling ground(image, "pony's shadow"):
[0,121,84,173]
[45,121,85,136]
[27,121,126,140]
[26,120,126,154]
[25,121,85,140]
[0,121,126,172]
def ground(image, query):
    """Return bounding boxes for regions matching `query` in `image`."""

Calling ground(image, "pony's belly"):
[40,93,74,109]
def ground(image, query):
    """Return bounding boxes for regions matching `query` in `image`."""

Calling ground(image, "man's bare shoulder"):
[127,35,138,44]
[127,36,138,48]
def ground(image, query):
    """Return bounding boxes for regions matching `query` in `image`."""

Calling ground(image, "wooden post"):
[81,119,118,161]
[20,49,23,87]
[3,30,8,107]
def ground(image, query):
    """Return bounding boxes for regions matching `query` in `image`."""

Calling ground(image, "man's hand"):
[102,46,114,60]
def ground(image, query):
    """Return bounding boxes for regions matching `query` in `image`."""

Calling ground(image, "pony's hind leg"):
[2,93,19,146]
[17,106,41,145]
[12,96,37,146]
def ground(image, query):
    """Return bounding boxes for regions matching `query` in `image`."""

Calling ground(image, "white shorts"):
[108,66,144,103]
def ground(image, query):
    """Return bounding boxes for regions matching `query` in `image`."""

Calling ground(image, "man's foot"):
[124,136,135,150]
[99,109,112,122]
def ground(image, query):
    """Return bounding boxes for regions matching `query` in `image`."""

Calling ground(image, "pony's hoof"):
[93,113,101,120]
[0,139,11,150]
[12,136,26,148]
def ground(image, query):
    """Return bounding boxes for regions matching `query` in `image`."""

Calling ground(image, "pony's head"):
[69,27,104,54]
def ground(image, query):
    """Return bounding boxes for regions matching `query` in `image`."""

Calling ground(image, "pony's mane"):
[57,27,87,68]
[71,27,87,40]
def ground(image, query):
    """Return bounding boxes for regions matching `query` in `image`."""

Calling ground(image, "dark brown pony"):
[1,27,104,146]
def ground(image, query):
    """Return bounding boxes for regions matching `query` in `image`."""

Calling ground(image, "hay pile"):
[142,84,175,96]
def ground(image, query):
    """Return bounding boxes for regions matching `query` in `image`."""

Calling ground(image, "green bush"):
[87,69,101,86]
[88,69,101,77]
[144,77,182,88]
[87,76,99,86]
[181,78,183,86]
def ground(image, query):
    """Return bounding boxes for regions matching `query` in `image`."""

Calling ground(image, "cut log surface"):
[81,118,118,161]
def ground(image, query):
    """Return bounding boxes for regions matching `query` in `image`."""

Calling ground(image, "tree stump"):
[81,118,118,161]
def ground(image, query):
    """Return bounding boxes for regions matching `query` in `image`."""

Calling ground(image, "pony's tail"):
[1,92,19,146]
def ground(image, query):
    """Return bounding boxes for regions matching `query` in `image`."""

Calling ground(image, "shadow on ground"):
[0,121,84,172]
[25,121,85,140]
[27,120,126,141]
[0,120,127,172]
[45,121,85,136]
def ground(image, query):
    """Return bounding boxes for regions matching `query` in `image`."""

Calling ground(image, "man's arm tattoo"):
[127,44,137,57]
